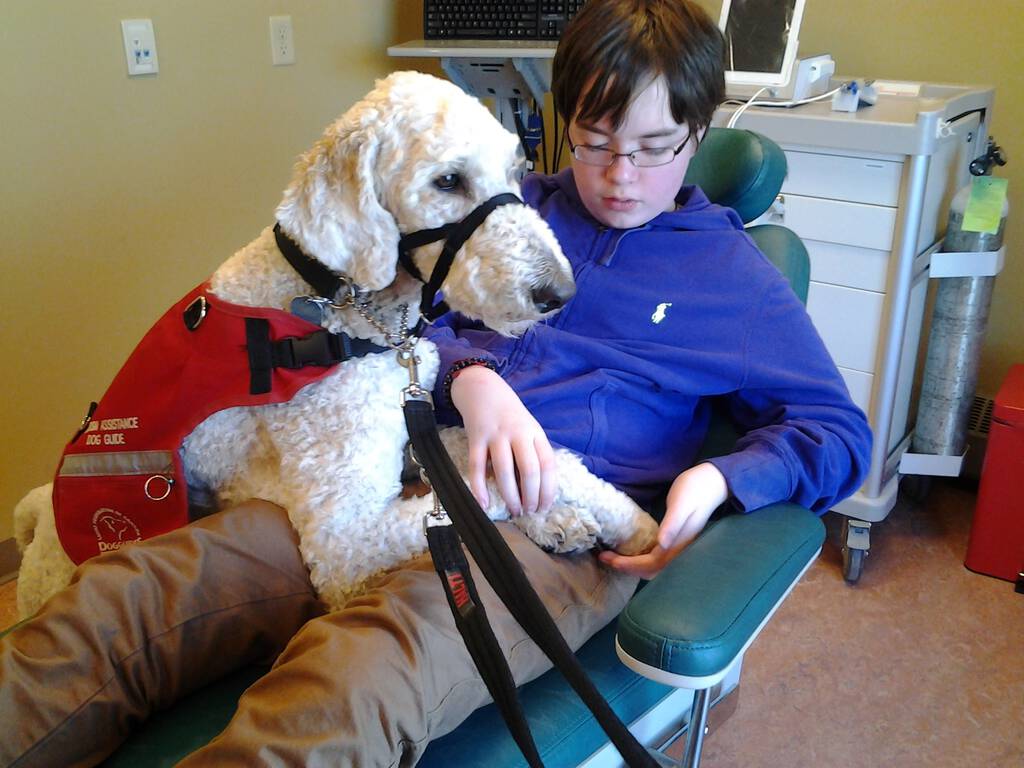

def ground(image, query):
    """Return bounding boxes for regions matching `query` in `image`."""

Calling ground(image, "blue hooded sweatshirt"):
[428,169,871,514]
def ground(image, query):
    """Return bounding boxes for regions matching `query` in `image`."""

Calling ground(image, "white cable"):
[723,87,843,109]
[724,86,844,128]
[726,87,769,129]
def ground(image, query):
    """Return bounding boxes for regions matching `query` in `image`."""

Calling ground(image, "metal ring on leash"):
[144,474,174,501]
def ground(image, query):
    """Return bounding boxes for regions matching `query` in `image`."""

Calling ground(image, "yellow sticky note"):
[962,176,1008,234]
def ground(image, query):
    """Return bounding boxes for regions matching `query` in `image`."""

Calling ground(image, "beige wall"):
[2,0,1021,541]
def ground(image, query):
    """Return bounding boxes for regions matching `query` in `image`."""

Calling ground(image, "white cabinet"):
[720,82,995,522]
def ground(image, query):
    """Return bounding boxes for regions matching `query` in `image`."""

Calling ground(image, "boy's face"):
[568,77,700,229]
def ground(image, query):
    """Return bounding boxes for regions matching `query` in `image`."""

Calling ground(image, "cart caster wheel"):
[841,518,871,584]
[842,546,865,583]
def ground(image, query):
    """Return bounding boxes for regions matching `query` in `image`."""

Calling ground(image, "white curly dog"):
[13,71,658,619]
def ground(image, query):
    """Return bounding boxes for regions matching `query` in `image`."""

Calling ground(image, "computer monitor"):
[719,0,807,95]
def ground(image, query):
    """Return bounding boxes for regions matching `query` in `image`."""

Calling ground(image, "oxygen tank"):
[913,174,1008,457]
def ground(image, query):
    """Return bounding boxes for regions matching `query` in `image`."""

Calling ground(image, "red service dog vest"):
[53,282,347,564]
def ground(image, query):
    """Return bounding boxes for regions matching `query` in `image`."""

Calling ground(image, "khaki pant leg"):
[182,522,639,768]
[0,500,323,768]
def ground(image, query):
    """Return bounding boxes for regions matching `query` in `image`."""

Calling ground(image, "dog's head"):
[275,71,574,335]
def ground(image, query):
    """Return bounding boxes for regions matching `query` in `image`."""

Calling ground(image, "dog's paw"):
[602,512,660,556]
[515,505,600,553]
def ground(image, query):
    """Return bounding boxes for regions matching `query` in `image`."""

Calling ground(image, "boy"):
[0,1,869,766]
[431,0,870,580]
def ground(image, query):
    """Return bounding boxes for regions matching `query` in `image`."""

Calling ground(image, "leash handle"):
[404,399,659,768]
[424,513,546,768]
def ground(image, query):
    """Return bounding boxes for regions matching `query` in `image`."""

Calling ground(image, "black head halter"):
[398,193,524,323]
[275,192,524,334]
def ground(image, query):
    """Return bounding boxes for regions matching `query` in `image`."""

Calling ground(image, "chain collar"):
[298,288,428,402]
[300,275,415,352]
[353,299,418,353]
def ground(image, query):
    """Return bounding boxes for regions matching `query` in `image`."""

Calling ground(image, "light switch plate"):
[269,15,295,66]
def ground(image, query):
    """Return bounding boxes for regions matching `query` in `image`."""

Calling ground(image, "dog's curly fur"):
[14,72,658,618]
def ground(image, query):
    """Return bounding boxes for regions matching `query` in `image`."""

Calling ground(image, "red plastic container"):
[965,364,1024,583]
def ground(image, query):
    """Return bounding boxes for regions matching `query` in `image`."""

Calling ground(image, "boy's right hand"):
[449,365,556,517]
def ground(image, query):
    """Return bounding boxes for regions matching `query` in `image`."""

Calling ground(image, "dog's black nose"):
[531,282,575,314]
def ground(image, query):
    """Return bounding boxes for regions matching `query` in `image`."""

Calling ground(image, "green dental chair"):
[89,127,822,767]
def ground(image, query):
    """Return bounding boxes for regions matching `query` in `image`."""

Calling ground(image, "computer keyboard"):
[424,1,586,40]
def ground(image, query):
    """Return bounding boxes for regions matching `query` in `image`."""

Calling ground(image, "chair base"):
[579,662,742,768]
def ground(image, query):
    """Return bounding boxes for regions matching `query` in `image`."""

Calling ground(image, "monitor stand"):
[726,54,836,102]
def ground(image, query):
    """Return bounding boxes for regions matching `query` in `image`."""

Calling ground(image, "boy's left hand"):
[598,463,728,580]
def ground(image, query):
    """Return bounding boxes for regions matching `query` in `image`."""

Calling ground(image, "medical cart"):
[722,83,998,579]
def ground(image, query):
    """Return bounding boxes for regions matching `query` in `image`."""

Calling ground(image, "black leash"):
[403,395,660,768]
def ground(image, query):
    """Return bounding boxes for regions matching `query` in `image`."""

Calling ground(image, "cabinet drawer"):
[776,193,896,251]
[806,281,883,373]
[805,239,890,293]
[782,150,903,206]
[837,366,873,415]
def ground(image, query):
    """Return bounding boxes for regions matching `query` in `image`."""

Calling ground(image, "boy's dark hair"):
[551,0,726,140]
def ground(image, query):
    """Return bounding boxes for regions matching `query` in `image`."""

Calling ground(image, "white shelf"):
[387,40,557,127]
[899,451,967,477]
[388,39,557,59]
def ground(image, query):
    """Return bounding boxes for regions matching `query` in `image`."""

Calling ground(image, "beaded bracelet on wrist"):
[443,357,497,408]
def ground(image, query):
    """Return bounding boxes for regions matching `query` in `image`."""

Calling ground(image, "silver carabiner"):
[398,344,432,404]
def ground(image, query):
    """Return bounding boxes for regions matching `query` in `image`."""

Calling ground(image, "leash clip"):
[422,486,452,534]
[423,505,452,532]
[398,344,433,405]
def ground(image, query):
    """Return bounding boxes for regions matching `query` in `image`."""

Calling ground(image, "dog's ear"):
[275,118,400,293]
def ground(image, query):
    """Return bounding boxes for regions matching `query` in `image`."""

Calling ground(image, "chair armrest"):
[615,503,824,689]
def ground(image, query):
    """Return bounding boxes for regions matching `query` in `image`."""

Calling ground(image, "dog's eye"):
[433,173,462,192]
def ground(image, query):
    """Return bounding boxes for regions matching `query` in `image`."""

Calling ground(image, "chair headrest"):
[684,128,786,224]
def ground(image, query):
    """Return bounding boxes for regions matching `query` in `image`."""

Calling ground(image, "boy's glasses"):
[566,132,691,168]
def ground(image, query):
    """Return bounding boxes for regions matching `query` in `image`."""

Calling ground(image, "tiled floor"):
[2,480,1021,766]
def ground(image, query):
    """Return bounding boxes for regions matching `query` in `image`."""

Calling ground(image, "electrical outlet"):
[269,16,295,66]
[121,19,159,76]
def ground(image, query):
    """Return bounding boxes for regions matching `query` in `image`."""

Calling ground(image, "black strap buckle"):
[271,330,349,369]
[246,317,389,395]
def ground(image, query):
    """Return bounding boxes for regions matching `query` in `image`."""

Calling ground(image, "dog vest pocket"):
[54,451,185,559]
[53,282,344,565]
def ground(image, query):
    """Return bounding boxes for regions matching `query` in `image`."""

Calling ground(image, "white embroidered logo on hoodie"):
[651,302,672,324]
